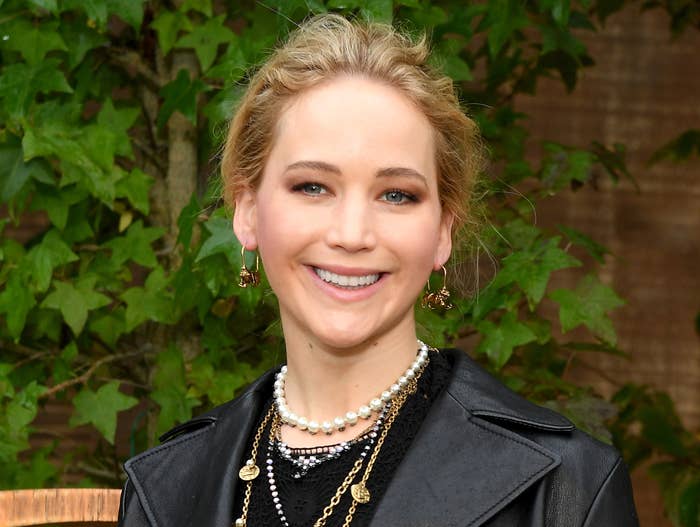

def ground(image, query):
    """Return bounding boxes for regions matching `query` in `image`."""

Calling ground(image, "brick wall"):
[515,7,700,526]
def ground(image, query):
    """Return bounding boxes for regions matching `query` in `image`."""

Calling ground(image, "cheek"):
[254,198,315,265]
[381,213,444,267]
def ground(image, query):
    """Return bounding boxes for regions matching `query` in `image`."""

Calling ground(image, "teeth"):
[314,268,380,288]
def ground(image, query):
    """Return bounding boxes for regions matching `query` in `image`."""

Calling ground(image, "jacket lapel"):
[124,372,275,527]
[368,351,571,527]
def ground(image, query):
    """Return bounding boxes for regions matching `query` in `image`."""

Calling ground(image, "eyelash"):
[291,182,418,205]
[381,189,418,205]
[292,182,327,195]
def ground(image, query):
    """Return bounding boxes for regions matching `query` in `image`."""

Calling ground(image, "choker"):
[273,340,429,435]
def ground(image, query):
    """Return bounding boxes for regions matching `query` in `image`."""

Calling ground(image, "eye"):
[381,189,417,205]
[292,182,327,196]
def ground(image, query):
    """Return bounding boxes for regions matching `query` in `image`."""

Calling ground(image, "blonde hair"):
[221,14,484,236]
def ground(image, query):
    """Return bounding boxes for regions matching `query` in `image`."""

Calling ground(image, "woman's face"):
[234,76,453,350]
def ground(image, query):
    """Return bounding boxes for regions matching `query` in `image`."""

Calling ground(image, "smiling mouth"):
[313,267,382,289]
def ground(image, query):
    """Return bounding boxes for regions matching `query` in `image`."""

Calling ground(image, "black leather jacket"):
[119,349,639,526]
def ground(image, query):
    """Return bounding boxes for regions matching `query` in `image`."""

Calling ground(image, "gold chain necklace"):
[233,358,428,527]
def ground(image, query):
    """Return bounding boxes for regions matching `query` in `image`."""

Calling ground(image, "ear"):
[433,211,454,270]
[233,188,258,250]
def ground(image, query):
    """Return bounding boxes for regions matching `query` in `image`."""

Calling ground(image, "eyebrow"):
[284,160,428,185]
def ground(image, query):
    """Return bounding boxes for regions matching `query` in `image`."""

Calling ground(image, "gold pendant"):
[238,463,260,481]
[351,483,371,504]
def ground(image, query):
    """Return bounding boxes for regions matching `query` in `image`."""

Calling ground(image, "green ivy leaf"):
[179,0,212,16]
[27,0,59,12]
[105,0,145,30]
[0,272,36,339]
[175,15,235,71]
[649,129,700,164]
[59,19,108,70]
[30,184,87,231]
[115,169,154,214]
[62,0,109,28]
[557,225,610,263]
[408,5,448,27]
[538,0,571,26]
[70,381,138,444]
[14,449,57,488]
[157,69,207,129]
[484,0,529,57]
[23,116,118,204]
[326,0,363,8]
[639,405,689,458]
[188,357,248,405]
[499,218,541,251]
[540,24,586,57]
[202,83,245,128]
[97,99,140,159]
[206,37,247,79]
[0,19,68,66]
[679,479,700,527]
[361,0,393,23]
[151,345,199,434]
[5,382,45,435]
[441,54,473,81]
[549,275,625,345]
[493,238,581,308]
[104,220,165,268]
[476,311,537,369]
[0,60,72,119]
[540,143,594,190]
[0,140,53,201]
[120,267,176,331]
[196,216,239,265]
[62,201,95,244]
[41,275,111,335]
[26,229,79,292]
[151,10,193,55]
[88,309,126,348]
[176,194,200,249]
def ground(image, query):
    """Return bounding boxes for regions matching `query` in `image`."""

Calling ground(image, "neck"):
[279,317,421,447]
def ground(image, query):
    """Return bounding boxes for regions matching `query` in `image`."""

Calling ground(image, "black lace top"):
[233,349,452,527]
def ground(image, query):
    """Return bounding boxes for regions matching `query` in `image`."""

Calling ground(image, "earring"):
[238,246,260,288]
[421,266,453,310]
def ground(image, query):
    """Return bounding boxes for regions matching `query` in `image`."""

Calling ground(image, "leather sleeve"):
[582,457,640,527]
[118,477,151,527]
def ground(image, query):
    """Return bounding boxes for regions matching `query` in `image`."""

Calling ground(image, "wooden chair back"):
[0,488,121,527]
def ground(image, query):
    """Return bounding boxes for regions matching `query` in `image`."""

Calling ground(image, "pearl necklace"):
[275,403,388,478]
[273,340,429,435]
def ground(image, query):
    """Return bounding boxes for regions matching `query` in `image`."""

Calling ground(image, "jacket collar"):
[125,349,573,527]
[368,349,572,526]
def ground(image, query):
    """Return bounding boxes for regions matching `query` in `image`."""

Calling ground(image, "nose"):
[324,192,377,252]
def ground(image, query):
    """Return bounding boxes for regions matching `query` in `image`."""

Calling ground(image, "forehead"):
[266,76,437,180]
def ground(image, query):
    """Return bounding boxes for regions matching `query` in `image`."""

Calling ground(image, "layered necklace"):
[274,340,429,435]
[234,341,431,527]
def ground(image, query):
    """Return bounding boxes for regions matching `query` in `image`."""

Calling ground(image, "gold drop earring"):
[421,265,453,310]
[238,246,260,288]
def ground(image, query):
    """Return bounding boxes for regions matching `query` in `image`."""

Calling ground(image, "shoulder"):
[441,347,619,461]
[118,366,278,526]
[440,348,638,525]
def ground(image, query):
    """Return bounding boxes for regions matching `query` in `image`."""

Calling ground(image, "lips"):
[313,267,381,288]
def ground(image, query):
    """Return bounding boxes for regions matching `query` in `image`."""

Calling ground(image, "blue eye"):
[382,190,416,204]
[293,182,326,195]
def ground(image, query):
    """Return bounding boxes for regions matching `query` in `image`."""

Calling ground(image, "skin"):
[234,76,453,446]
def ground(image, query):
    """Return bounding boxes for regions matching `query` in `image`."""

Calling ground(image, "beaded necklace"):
[234,354,428,527]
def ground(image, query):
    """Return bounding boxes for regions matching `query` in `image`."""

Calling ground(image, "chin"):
[308,321,379,352]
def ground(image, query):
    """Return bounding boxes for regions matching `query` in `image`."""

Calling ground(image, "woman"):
[119,15,639,527]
